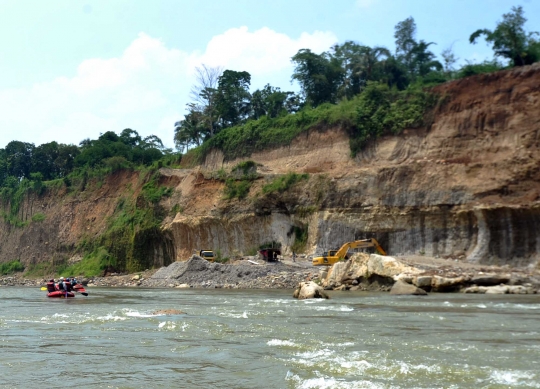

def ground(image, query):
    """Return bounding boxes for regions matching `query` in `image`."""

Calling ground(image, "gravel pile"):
[0,256,313,290]
[0,276,43,287]
[142,255,315,289]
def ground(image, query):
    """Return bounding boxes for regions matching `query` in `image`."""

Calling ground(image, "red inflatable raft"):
[46,281,87,298]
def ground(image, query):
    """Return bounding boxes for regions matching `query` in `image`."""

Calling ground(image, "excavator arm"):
[312,238,386,266]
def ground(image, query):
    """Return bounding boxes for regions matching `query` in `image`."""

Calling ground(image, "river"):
[1,287,539,388]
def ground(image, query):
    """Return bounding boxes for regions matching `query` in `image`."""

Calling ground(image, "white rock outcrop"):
[293,281,329,300]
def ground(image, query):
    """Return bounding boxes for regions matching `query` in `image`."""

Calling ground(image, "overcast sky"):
[1,0,538,150]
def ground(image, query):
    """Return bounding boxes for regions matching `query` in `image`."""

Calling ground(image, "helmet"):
[49,279,54,282]
[59,277,64,281]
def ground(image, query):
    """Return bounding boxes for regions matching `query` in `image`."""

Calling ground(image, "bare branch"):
[190,64,224,104]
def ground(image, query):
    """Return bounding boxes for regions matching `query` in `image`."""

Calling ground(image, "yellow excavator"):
[312,238,386,266]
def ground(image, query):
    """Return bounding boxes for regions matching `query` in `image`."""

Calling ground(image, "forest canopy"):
[174,6,539,152]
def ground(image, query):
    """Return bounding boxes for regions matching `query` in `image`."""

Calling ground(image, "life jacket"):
[64,281,73,292]
[46,282,55,293]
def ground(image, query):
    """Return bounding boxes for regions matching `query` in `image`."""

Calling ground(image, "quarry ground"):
[27,253,540,288]
[2,252,539,292]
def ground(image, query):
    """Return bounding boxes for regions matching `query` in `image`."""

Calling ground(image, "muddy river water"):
[1,287,539,388]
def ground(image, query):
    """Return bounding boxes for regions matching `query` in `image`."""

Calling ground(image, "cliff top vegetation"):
[175,5,540,162]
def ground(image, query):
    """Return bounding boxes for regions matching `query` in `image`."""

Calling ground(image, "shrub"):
[24,261,57,277]
[63,247,116,277]
[262,173,309,194]
[141,172,173,204]
[290,225,308,253]
[103,156,132,172]
[457,60,506,78]
[349,82,436,156]
[31,213,46,222]
[0,260,25,275]
[231,160,258,179]
[296,205,317,218]
[224,179,252,200]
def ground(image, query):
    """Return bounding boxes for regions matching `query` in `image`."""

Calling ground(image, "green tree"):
[291,49,344,106]
[215,70,252,128]
[174,106,206,152]
[5,141,34,180]
[75,130,163,168]
[250,84,299,120]
[394,17,442,79]
[411,40,443,76]
[32,141,60,180]
[470,6,539,66]
[141,135,166,151]
[55,144,79,177]
[378,57,409,90]
[119,128,142,148]
[394,17,417,73]
[0,149,7,187]
[331,41,391,98]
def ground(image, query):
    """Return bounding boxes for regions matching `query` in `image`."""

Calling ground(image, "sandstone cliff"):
[1,64,540,272]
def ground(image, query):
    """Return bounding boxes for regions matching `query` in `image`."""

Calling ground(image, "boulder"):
[470,273,510,286]
[414,275,433,288]
[293,281,329,300]
[393,274,414,284]
[463,285,488,293]
[432,275,467,292]
[323,254,369,288]
[390,280,428,295]
[464,284,534,294]
[485,285,509,294]
[367,254,421,279]
[507,285,532,294]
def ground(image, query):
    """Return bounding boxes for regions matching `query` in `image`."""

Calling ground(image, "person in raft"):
[57,277,74,292]
[57,277,66,290]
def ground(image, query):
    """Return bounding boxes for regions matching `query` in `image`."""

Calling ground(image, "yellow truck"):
[312,239,386,266]
[199,250,216,262]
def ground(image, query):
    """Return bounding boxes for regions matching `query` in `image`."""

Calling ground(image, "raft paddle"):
[40,286,47,291]
[74,287,89,296]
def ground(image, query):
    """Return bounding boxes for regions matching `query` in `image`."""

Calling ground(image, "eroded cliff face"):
[1,64,540,270]
[166,63,540,267]
[0,170,176,270]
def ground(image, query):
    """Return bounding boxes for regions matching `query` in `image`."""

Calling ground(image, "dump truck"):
[199,250,216,262]
[312,238,386,266]
[258,248,281,262]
